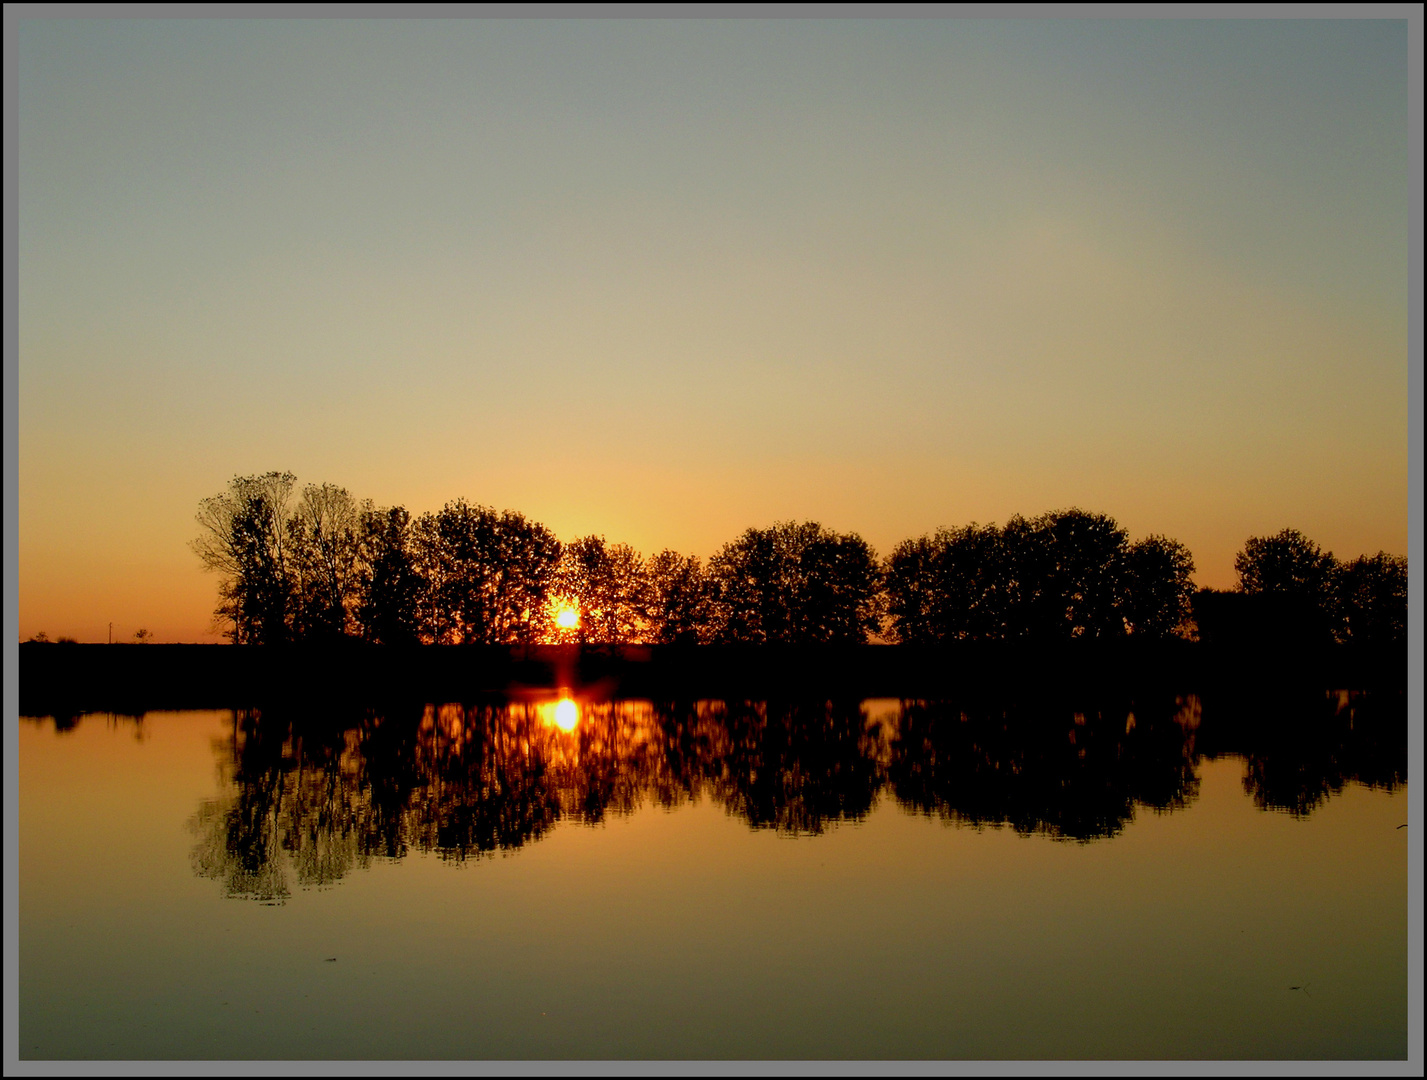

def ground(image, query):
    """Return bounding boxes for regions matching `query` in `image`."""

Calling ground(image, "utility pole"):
[108,622,112,645]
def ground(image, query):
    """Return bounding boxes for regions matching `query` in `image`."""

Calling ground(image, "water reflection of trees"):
[886,693,1202,842]
[1195,686,1408,818]
[189,708,374,903]
[179,687,1404,899]
[707,700,884,834]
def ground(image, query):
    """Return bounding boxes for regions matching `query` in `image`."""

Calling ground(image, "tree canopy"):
[883,510,1196,644]
[705,521,882,644]
[194,476,1403,648]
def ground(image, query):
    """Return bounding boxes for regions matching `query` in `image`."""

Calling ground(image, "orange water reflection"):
[537,694,580,732]
[18,698,1409,1061]
[144,684,1408,904]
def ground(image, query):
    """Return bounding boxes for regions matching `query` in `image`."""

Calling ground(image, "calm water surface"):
[19,691,1408,1059]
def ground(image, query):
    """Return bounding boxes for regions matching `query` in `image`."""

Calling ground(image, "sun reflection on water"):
[536,695,580,732]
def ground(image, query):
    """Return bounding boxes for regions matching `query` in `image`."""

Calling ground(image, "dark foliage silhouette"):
[1234,528,1339,596]
[884,523,1007,643]
[705,521,882,644]
[409,501,562,644]
[1336,552,1407,646]
[193,472,299,644]
[288,483,368,641]
[192,475,1402,650]
[1232,528,1340,644]
[357,506,423,645]
[1121,535,1197,638]
[1221,529,1406,647]
[554,536,647,644]
[643,551,710,644]
[885,510,1195,643]
[1001,510,1130,639]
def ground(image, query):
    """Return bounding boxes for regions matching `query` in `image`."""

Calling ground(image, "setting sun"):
[553,698,578,732]
[554,606,580,631]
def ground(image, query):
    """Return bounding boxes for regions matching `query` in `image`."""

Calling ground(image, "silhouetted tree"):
[410,511,458,644]
[192,472,298,644]
[198,472,1402,662]
[882,534,940,644]
[1003,509,1129,639]
[409,500,562,644]
[555,536,647,644]
[357,506,423,645]
[288,483,368,640]
[643,551,710,644]
[1121,535,1196,638]
[705,521,881,644]
[887,511,1195,643]
[884,523,1008,643]
[1233,528,1341,643]
[1234,528,1338,596]
[1336,552,1407,646]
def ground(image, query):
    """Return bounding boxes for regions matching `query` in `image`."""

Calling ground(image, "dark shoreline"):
[17,640,1406,715]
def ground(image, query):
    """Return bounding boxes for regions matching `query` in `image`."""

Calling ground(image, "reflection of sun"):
[554,605,579,630]
[536,694,580,732]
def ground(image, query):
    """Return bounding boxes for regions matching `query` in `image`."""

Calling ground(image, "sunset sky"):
[17,17,1412,643]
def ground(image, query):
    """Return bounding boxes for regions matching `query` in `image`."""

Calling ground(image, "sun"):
[554,605,580,630]
[537,694,580,732]
[553,698,579,732]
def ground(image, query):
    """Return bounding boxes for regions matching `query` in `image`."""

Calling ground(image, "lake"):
[18,687,1408,1060]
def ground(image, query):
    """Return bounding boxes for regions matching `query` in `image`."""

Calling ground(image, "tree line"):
[1222,528,1408,646]
[192,471,1406,647]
